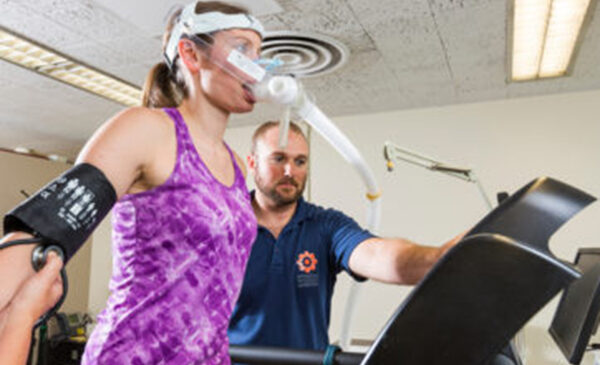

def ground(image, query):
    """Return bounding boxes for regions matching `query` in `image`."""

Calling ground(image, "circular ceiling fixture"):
[261,31,349,78]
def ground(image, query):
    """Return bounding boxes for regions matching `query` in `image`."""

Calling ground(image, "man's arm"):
[0,253,63,365]
[0,309,35,365]
[0,233,38,313]
[348,234,463,285]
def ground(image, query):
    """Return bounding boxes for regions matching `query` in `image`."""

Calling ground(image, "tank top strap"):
[163,107,191,151]
[223,142,245,188]
[163,107,243,188]
[162,107,202,168]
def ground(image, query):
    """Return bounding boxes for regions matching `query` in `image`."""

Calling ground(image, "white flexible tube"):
[253,76,381,349]
[295,90,381,349]
[296,95,379,194]
[252,75,299,105]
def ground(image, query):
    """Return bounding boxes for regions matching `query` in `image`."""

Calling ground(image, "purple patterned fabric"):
[82,108,257,364]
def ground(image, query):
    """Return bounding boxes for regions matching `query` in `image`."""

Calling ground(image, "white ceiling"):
[1,0,599,158]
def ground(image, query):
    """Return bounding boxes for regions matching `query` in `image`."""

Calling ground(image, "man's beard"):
[256,175,306,207]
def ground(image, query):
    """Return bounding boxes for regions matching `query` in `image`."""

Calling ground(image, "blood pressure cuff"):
[3,163,117,263]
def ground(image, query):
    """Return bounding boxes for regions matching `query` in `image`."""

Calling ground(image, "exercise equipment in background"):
[383,141,493,210]
[230,176,596,365]
[550,248,600,365]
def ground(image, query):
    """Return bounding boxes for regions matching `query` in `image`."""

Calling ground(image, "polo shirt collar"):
[250,190,312,230]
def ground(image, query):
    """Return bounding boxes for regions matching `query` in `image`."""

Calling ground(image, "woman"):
[0,1,263,363]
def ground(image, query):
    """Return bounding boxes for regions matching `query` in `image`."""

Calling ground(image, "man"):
[228,121,461,351]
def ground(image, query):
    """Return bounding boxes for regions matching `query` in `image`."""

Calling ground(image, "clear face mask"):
[184,31,282,87]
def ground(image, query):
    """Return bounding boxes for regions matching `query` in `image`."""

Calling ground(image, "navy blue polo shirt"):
[228,194,375,351]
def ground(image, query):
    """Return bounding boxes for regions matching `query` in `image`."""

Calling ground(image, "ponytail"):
[141,62,186,108]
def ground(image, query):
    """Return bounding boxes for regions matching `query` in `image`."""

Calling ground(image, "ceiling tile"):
[19,0,143,42]
[265,0,377,53]
[0,3,87,48]
[428,0,499,12]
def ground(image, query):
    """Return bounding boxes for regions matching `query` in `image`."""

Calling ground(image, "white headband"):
[164,4,265,67]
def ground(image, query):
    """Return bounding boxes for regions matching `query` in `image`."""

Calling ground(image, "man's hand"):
[437,231,467,260]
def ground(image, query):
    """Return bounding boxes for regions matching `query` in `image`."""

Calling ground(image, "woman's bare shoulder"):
[77,107,177,192]
[79,107,174,157]
[107,107,174,134]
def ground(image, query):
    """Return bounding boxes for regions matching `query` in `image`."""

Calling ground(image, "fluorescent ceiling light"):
[511,0,593,81]
[0,27,141,106]
[0,146,74,165]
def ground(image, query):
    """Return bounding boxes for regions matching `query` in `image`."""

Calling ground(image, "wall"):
[315,89,600,365]
[87,213,112,320]
[0,152,91,314]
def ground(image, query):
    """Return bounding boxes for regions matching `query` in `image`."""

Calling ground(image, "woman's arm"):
[0,107,166,311]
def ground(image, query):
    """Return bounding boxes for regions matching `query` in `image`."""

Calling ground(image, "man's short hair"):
[251,121,307,154]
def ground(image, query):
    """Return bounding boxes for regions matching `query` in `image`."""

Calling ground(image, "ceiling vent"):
[261,31,349,78]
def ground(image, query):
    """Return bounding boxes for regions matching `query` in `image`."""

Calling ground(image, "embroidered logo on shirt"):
[296,251,318,274]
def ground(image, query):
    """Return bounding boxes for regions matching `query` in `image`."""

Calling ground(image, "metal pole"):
[229,345,364,365]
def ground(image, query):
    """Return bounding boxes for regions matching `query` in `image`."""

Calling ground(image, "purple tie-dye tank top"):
[82,108,257,364]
